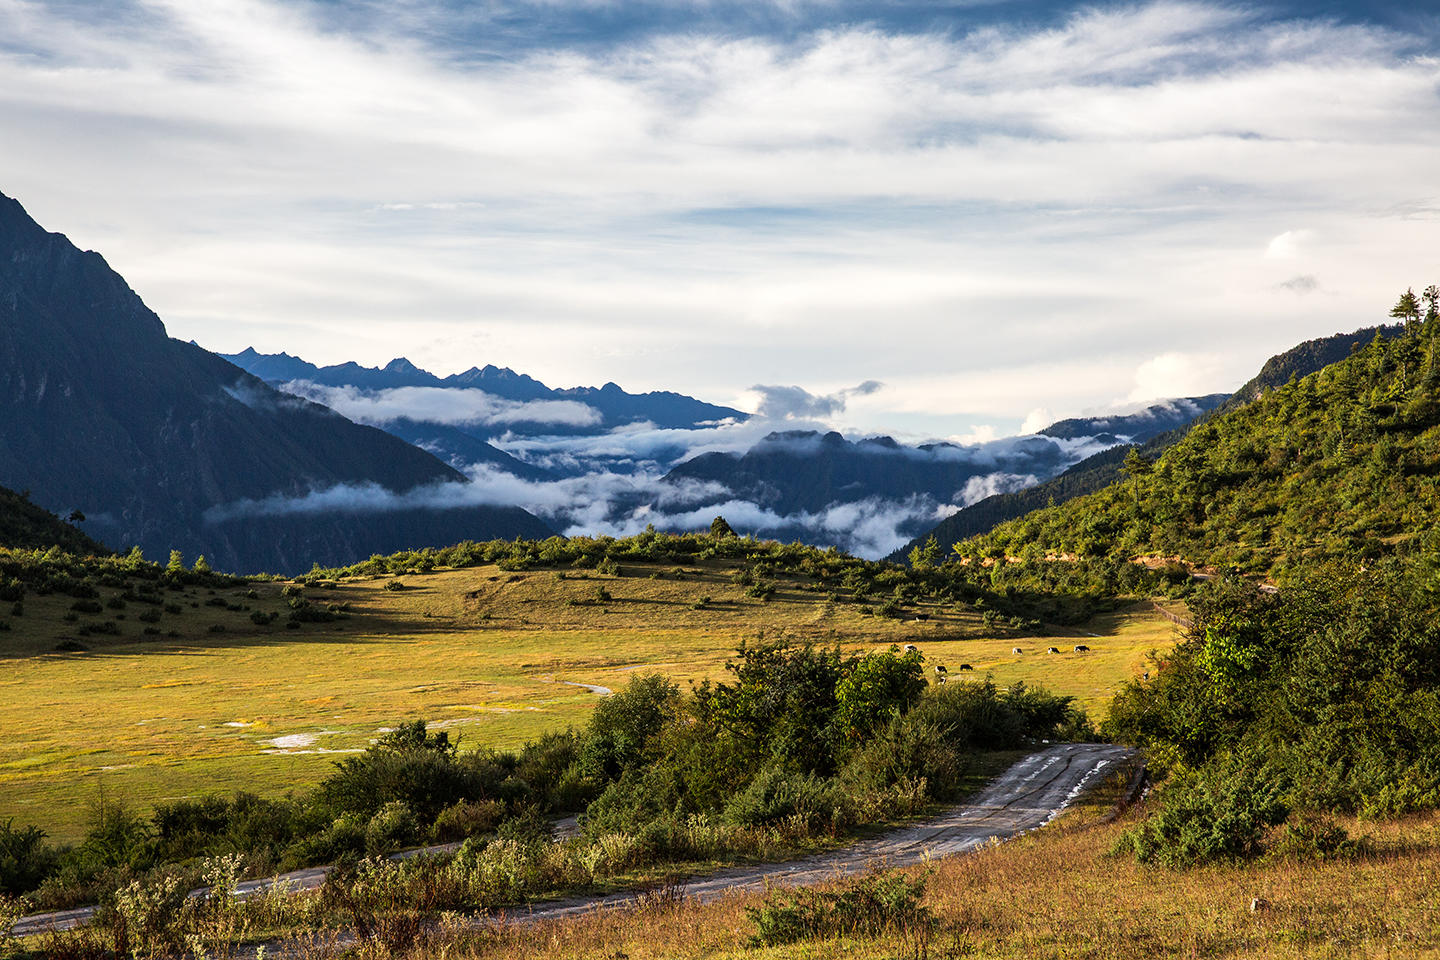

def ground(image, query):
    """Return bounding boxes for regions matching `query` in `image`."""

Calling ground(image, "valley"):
[0,552,1177,843]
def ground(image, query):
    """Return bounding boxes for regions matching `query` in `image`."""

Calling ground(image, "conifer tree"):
[1390,287,1422,328]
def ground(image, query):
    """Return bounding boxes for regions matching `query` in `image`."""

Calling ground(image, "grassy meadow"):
[0,556,1179,842]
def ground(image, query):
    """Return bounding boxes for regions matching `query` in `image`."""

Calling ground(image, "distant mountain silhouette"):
[1035,395,1228,443]
[0,190,551,573]
[223,349,748,435]
[891,327,1398,561]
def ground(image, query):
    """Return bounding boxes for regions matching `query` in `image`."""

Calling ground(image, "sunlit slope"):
[957,321,1440,578]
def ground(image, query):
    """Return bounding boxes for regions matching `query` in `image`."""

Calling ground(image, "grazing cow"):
[934,665,948,675]
[1012,647,1023,654]
[903,643,918,653]
[958,663,973,671]
[913,613,930,622]
[1046,646,1060,654]
[1143,671,1151,681]
[1074,644,1090,652]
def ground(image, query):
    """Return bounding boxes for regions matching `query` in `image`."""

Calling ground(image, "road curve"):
[502,742,1133,924]
[11,743,1132,939]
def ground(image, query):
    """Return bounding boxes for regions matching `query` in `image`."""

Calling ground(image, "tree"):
[908,535,940,570]
[710,515,736,539]
[1390,287,1422,329]
[1121,448,1153,509]
[1423,285,1440,326]
[167,550,185,574]
[193,555,211,574]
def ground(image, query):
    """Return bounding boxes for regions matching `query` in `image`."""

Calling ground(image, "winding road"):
[10,743,1134,939]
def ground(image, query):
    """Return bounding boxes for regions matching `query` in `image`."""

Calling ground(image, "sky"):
[1,0,1437,440]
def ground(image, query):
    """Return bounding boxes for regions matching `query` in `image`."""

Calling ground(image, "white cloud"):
[0,1,1435,435]
[279,381,602,427]
[1265,229,1314,260]
[1018,408,1052,435]
[1126,352,1227,405]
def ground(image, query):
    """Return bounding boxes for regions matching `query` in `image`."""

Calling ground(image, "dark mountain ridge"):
[0,190,551,572]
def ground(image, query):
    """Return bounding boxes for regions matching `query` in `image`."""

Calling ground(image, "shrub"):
[69,600,103,615]
[746,871,934,947]
[723,765,838,833]
[365,801,420,856]
[841,712,962,799]
[433,800,505,841]
[1118,760,1290,867]
[580,674,678,780]
[317,722,480,824]
[0,819,57,895]
[383,580,407,591]
[1270,813,1359,861]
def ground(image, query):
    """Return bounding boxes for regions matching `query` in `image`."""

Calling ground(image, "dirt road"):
[503,742,1133,923]
[11,742,1133,938]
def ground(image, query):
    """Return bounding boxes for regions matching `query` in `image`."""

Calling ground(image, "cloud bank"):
[280,381,602,428]
[0,0,1435,436]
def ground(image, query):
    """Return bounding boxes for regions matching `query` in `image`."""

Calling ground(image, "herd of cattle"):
[899,641,1092,683]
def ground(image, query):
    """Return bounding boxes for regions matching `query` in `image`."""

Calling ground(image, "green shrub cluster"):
[745,871,934,947]
[1110,557,1440,864]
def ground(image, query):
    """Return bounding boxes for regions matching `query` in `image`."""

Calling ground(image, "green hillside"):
[894,325,1399,564]
[0,484,106,554]
[957,296,1440,579]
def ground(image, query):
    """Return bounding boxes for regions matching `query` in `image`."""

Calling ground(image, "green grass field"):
[0,558,1180,842]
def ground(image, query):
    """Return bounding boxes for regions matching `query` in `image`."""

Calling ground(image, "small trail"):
[11,743,1133,941]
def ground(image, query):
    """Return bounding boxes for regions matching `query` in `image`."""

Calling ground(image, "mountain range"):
[0,190,551,573]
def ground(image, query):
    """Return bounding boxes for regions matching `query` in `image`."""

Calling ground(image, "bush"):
[1270,813,1359,861]
[723,766,838,833]
[746,871,934,947]
[433,800,505,841]
[317,722,482,824]
[579,674,678,781]
[365,801,420,856]
[841,712,963,799]
[0,819,57,895]
[383,580,407,591]
[1118,760,1290,867]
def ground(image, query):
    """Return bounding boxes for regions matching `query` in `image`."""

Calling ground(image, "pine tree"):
[167,549,185,573]
[1390,287,1422,329]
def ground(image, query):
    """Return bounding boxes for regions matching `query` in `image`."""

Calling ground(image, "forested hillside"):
[894,326,1400,563]
[956,303,1439,578]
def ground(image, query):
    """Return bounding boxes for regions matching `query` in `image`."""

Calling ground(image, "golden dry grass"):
[0,558,1180,842]
[413,782,1440,960]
